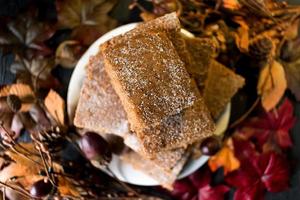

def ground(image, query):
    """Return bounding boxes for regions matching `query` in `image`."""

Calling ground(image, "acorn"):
[79,132,112,167]
[30,179,53,198]
[249,36,274,60]
[6,95,22,113]
[200,136,221,156]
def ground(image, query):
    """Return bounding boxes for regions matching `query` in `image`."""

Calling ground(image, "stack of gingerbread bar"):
[74,13,244,189]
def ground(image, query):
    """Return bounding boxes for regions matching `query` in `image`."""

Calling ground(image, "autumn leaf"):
[1,143,80,197]
[226,152,290,200]
[257,60,287,111]
[239,99,296,149]
[1,143,45,188]
[0,83,35,112]
[44,89,65,125]
[208,138,240,175]
[55,40,85,68]
[11,56,60,89]
[284,19,300,40]
[233,17,249,53]
[222,0,241,10]
[0,10,54,58]
[172,166,229,200]
[283,59,300,101]
[56,0,118,45]
[58,177,80,197]
[199,185,230,200]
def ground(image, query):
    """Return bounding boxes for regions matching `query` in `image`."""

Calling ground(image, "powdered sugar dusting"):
[102,31,197,131]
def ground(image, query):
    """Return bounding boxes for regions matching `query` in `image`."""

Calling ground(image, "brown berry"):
[6,95,22,113]
[30,179,53,198]
[79,132,112,166]
[200,137,221,156]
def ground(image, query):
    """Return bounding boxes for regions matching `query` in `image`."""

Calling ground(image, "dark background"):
[0,0,299,199]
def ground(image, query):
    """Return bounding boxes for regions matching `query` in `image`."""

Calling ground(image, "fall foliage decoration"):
[0,0,299,199]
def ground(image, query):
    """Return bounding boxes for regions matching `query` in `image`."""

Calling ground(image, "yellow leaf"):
[208,138,240,174]
[257,61,287,111]
[44,89,65,125]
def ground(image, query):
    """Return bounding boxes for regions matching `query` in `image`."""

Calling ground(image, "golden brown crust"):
[101,31,197,133]
[120,149,190,189]
[203,60,245,118]
[140,97,215,154]
[74,53,129,137]
[184,37,217,91]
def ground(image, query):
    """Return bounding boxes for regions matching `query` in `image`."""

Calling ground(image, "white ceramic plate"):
[67,23,231,186]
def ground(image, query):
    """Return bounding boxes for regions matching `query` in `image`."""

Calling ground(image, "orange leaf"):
[0,84,35,112]
[233,17,249,53]
[2,143,44,188]
[44,89,65,125]
[257,61,287,111]
[58,177,80,197]
[223,0,241,10]
[208,138,240,174]
[3,143,65,191]
[285,19,300,40]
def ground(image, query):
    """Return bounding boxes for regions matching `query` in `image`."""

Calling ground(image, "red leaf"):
[171,179,197,200]
[240,99,296,149]
[226,151,290,200]
[259,153,290,192]
[232,137,258,164]
[226,167,260,189]
[188,166,211,188]
[199,185,230,200]
[233,182,265,200]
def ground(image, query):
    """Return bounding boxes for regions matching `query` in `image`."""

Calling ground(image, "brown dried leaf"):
[283,59,300,101]
[2,143,64,192]
[55,40,84,68]
[44,89,65,125]
[56,0,118,45]
[233,17,249,53]
[0,10,54,58]
[0,83,35,112]
[58,177,80,197]
[11,56,59,89]
[2,143,43,188]
[257,61,287,111]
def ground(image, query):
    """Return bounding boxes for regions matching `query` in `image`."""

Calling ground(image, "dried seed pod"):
[6,95,22,113]
[249,36,273,60]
